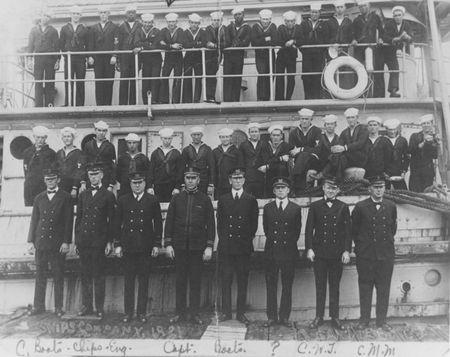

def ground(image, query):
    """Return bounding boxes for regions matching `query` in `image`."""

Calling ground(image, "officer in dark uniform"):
[305,176,351,330]
[27,10,60,107]
[87,5,119,106]
[56,127,85,199]
[75,163,116,318]
[275,11,302,101]
[164,166,215,324]
[384,119,409,190]
[263,177,302,327]
[115,172,163,323]
[27,169,73,317]
[59,6,89,106]
[117,5,141,105]
[23,126,57,206]
[223,6,251,102]
[216,167,259,325]
[212,128,244,198]
[352,176,397,331]
[251,9,279,101]
[239,123,265,198]
[205,11,225,103]
[82,121,116,191]
[133,13,162,104]
[116,133,150,197]
[159,13,184,104]
[182,13,207,103]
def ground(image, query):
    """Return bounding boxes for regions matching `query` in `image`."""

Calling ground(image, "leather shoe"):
[96,311,104,319]
[28,308,44,316]
[390,92,401,98]
[279,318,292,328]
[356,321,369,330]
[377,323,392,332]
[55,309,65,318]
[309,317,324,329]
[236,314,250,326]
[122,314,132,323]
[331,318,345,330]
[190,314,203,325]
[77,307,93,316]
[263,319,277,327]
[217,313,232,322]
[169,314,185,324]
[137,314,147,323]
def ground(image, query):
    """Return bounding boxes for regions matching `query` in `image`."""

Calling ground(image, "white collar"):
[189,28,200,38]
[47,187,59,197]
[371,197,383,204]
[221,144,231,152]
[275,197,289,209]
[231,188,244,199]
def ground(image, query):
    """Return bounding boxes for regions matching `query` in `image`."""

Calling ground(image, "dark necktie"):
[325,198,334,204]
[235,192,239,200]
[47,189,56,194]
[278,201,283,212]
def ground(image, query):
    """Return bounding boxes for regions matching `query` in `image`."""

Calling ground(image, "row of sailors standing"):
[27,1,413,107]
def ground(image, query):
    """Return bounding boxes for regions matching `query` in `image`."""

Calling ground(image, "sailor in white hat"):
[205,12,224,102]
[32,125,49,138]
[383,118,408,189]
[365,116,394,178]
[321,115,340,165]
[329,1,352,50]
[231,6,245,15]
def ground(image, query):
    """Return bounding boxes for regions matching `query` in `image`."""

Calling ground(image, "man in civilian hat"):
[59,5,89,106]
[217,167,259,325]
[289,108,322,195]
[133,13,162,104]
[315,114,340,179]
[239,122,265,198]
[159,13,184,104]
[352,175,397,331]
[27,9,60,107]
[212,128,243,198]
[408,114,439,192]
[164,166,215,324]
[23,126,57,206]
[182,13,207,103]
[223,6,251,102]
[116,133,150,197]
[181,126,215,195]
[255,124,292,198]
[148,128,183,202]
[251,9,279,101]
[205,11,226,103]
[306,176,351,330]
[82,121,116,191]
[56,127,85,199]
[276,11,302,101]
[27,168,73,317]
[364,116,393,179]
[115,171,163,323]
[87,5,119,106]
[263,177,302,327]
[75,162,116,318]
[384,119,409,190]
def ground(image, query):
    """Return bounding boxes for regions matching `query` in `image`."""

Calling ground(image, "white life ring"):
[323,56,369,100]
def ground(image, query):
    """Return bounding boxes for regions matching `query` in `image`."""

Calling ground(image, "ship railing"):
[0,42,429,108]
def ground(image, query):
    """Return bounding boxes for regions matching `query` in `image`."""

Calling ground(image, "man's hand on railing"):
[171,43,183,50]
[285,40,295,47]
[88,56,94,66]
[27,242,35,255]
[172,188,180,196]
[351,39,358,46]
[377,38,384,46]
[110,55,117,65]
[147,188,155,195]
[206,41,216,49]
[151,246,159,258]
[133,47,142,54]
[115,62,120,72]
[265,36,271,42]
[258,165,267,173]
[54,59,60,71]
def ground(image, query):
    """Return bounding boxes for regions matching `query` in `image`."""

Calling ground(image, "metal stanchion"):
[67,52,72,106]
[269,47,274,101]
[134,52,139,104]
[201,48,207,102]
[402,46,406,98]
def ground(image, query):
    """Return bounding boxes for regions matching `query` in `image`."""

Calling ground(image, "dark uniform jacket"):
[298,18,328,54]
[217,191,259,255]
[117,21,142,51]
[277,24,302,61]
[385,136,410,176]
[409,131,439,171]
[255,141,292,182]
[224,21,251,59]
[383,19,412,52]
[326,16,353,44]
[289,125,323,153]
[115,192,163,253]
[55,147,85,192]
[316,133,340,170]
[239,140,264,184]
[133,26,162,62]
[59,23,89,53]
[28,25,59,61]
[250,22,279,58]
[205,25,226,60]
[212,145,243,192]
[28,189,73,251]
[23,144,57,206]
[116,152,150,193]
[164,189,215,251]
[75,186,116,248]
[148,147,183,188]
[263,200,302,262]
[181,143,215,186]
[158,27,185,62]
[305,198,351,259]
[351,198,397,261]
[365,136,393,178]
[183,28,207,62]
[352,12,384,43]
[82,139,116,186]
[338,124,370,168]
[88,21,119,52]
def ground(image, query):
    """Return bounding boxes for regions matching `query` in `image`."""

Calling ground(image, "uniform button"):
[274,231,277,234]
[42,219,45,222]
[140,229,143,233]
[284,222,288,225]
[374,239,377,241]
[229,234,232,238]
[324,232,327,235]
[131,229,134,232]
[275,221,278,224]
[274,240,277,243]
[284,242,286,245]
[131,210,134,213]
[141,210,144,213]
[237,226,241,228]
[324,223,327,226]
[238,216,242,219]
[131,219,134,222]
[229,216,232,218]
[237,235,240,237]
[140,219,143,222]
[229,225,232,228]
[283,232,287,235]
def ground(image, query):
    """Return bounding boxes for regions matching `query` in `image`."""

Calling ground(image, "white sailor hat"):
[392,6,406,15]
[268,124,284,134]
[125,5,137,13]
[98,5,110,13]
[335,0,346,7]
[159,128,174,138]
[324,114,338,124]
[298,108,314,117]
[69,5,82,14]
[357,0,370,5]
[188,13,202,22]
[383,118,400,130]
[344,107,359,117]
[32,125,49,136]
[125,133,140,142]
[190,126,205,134]
[259,9,273,19]
[60,127,77,136]
[310,3,322,11]
[165,13,178,21]
[218,128,234,136]
[231,6,245,15]
[283,11,297,21]
[247,122,261,130]
[94,120,109,130]
[367,116,383,125]
[141,13,154,22]
[210,11,223,19]
[419,114,434,124]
